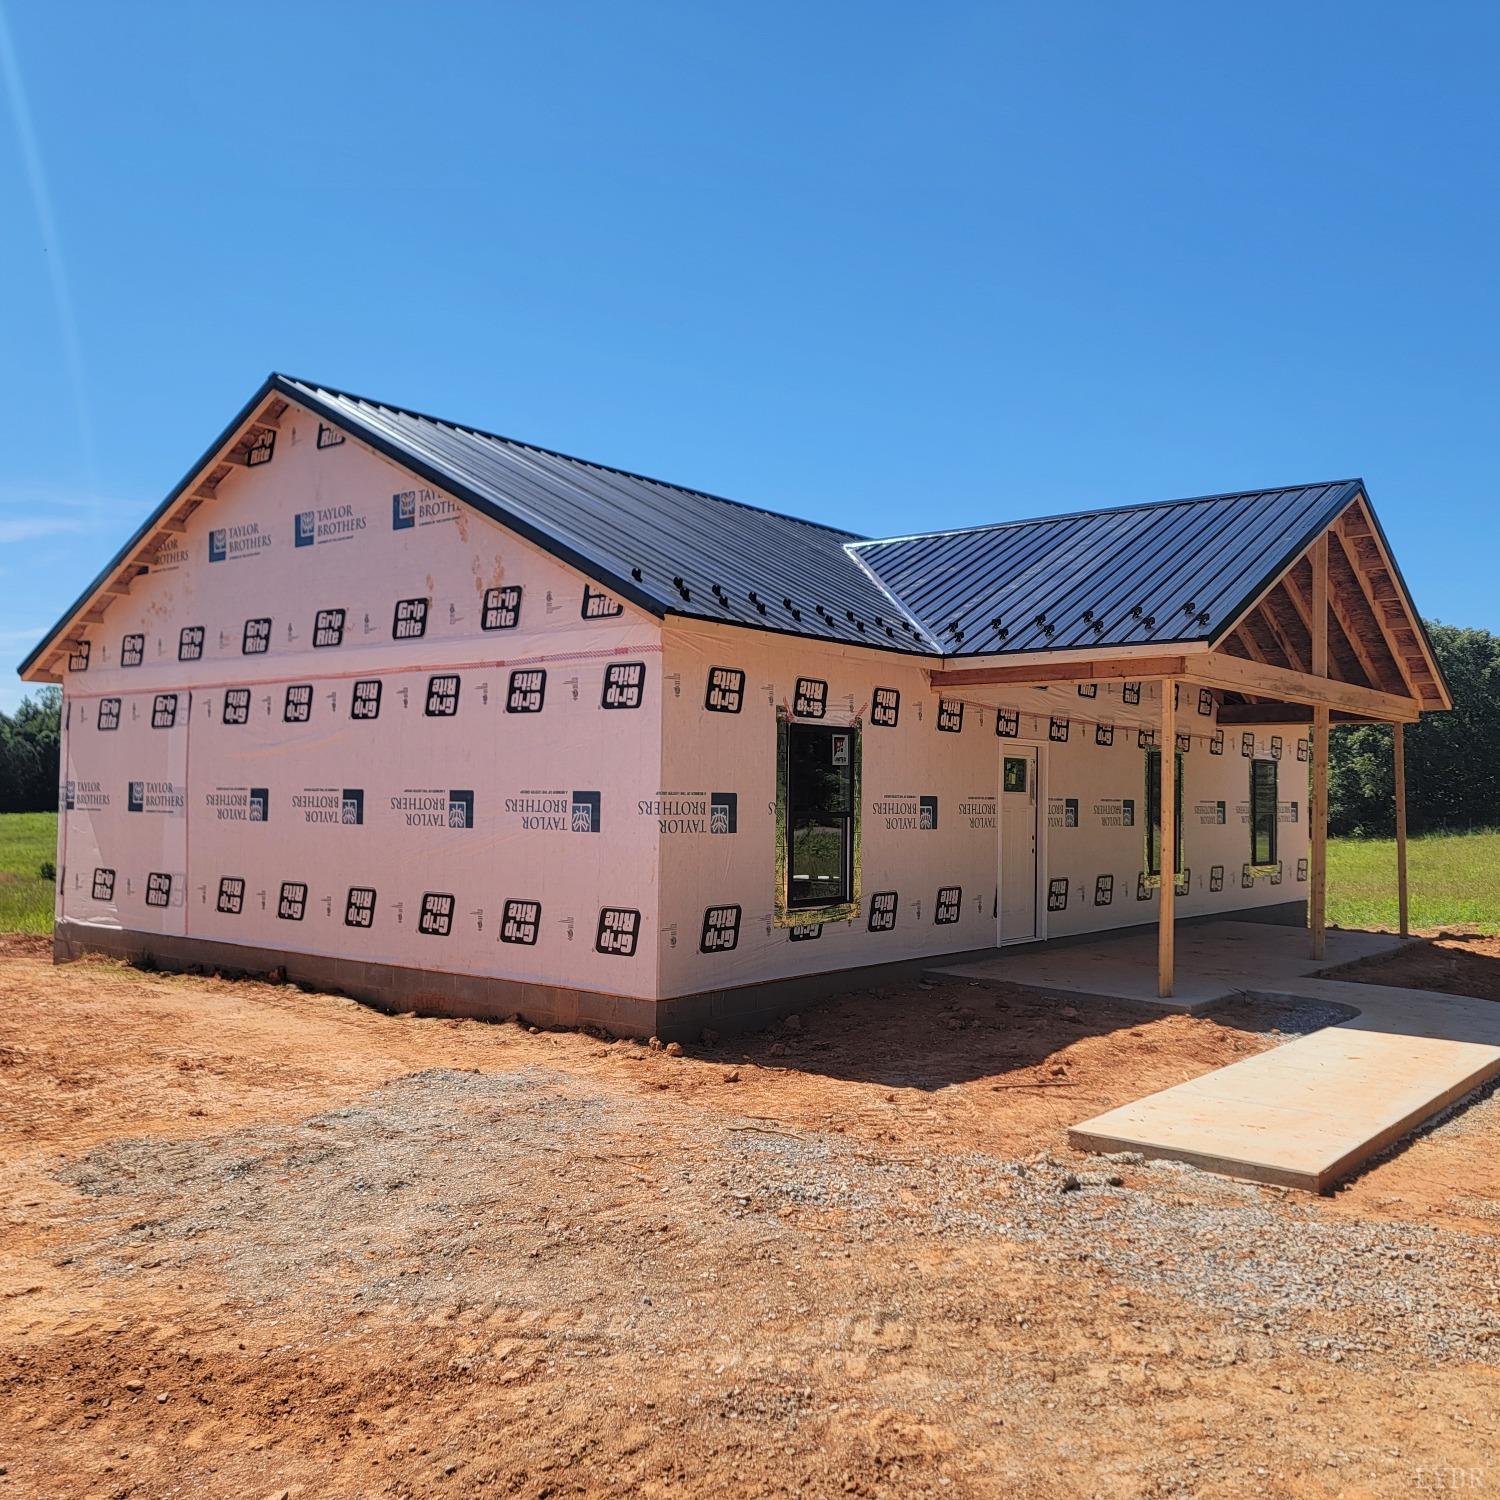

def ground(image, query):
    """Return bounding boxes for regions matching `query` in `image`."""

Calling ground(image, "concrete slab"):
[930,920,1408,1013]
[1070,977,1500,1191]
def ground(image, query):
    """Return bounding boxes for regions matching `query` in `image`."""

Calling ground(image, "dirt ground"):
[1330,929,1500,1003]
[2,936,1499,1499]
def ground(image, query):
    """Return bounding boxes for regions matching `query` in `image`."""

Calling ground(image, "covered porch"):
[919,490,1448,999]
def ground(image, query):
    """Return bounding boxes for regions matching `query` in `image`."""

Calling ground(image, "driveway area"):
[2,934,1499,1498]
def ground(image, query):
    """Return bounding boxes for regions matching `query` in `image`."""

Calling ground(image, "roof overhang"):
[1209,489,1450,712]
[928,647,1422,723]
[19,374,672,684]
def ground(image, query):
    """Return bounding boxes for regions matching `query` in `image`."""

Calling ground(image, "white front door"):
[999,746,1039,944]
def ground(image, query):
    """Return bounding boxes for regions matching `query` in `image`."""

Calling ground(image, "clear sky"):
[3,2,1497,710]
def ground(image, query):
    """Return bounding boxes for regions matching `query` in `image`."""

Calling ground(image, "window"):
[778,715,859,919]
[1250,759,1278,867]
[1144,748,1184,879]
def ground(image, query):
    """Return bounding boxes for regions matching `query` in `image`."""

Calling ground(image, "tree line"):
[1,622,1496,834]
[0,686,61,814]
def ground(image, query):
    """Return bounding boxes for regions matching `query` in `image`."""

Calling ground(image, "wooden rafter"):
[1256,594,1307,674]
[1330,518,1420,700]
[1337,498,1446,706]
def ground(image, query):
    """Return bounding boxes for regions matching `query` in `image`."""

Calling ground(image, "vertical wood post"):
[1310,534,1329,959]
[1159,678,1176,998]
[1311,705,1328,958]
[1394,720,1409,937]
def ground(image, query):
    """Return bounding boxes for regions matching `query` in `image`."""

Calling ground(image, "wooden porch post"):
[1394,720,1409,937]
[1159,678,1176,998]
[1310,534,1329,959]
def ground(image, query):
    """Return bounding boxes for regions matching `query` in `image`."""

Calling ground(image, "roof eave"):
[18,374,285,681]
[266,377,670,625]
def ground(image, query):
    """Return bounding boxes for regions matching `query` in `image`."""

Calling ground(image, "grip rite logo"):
[500,899,541,944]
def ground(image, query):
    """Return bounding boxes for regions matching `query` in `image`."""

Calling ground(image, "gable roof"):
[17,375,1447,713]
[277,377,938,654]
[848,481,1365,656]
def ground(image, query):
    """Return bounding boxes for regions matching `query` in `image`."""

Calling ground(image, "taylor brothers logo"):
[291,787,364,825]
[391,789,474,828]
[62,780,111,812]
[637,792,736,834]
[873,795,939,830]
[505,791,601,833]
[203,786,269,822]
[295,504,366,547]
[208,522,271,562]
[128,780,187,815]
[958,796,996,830]
[391,488,459,529]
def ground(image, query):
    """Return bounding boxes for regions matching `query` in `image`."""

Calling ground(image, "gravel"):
[55,1065,1500,1371]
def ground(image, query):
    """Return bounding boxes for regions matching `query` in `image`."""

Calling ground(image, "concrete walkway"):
[1071,975,1500,1190]
[931,920,1408,1012]
[933,919,1500,1191]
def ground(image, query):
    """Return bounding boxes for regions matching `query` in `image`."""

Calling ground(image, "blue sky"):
[3,2,1497,710]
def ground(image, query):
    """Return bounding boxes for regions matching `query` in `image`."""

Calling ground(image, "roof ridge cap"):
[853,478,1365,551]
[274,373,868,543]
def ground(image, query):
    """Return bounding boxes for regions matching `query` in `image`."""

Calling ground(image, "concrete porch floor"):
[932,920,1500,1192]
[927,919,1409,1013]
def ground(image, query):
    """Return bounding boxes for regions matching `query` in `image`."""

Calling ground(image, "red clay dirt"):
[1327,930,1500,1004]
[1,944,1497,1498]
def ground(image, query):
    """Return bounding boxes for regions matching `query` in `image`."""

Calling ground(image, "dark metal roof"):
[276,377,940,654]
[847,481,1366,657]
[21,373,1412,688]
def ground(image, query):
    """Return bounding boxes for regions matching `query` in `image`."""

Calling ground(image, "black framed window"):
[786,722,855,910]
[1250,759,1278,866]
[1144,748,1184,878]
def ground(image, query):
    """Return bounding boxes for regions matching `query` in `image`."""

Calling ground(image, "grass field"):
[0,812,59,933]
[1327,828,1500,935]
[1,813,1495,936]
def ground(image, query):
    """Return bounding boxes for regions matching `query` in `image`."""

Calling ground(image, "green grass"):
[0,811,59,933]
[1,813,1495,938]
[1329,829,1500,935]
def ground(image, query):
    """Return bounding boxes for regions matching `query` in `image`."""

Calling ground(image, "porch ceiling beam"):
[1179,651,1421,722]
[1214,702,1388,726]
[928,655,1187,690]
